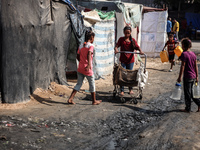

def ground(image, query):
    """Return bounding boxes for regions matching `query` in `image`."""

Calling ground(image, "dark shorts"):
[169,54,175,61]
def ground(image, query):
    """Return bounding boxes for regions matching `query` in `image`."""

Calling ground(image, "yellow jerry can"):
[160,50,169,63]
[174,46,183,57]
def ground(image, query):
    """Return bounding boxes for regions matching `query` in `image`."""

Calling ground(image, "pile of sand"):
[0,82,72,110]
[48,82,72,97]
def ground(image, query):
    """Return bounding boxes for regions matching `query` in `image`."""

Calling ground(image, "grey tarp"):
[69,12,86,45]
[0,0,72,103]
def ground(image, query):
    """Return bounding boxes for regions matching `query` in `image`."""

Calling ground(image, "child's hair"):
[181,38,192,51]
[84,30,95,47]
[169,34,174,38]
[123,26,135,49]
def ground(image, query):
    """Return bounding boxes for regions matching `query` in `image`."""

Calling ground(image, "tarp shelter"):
[76,1,143,78]
[0,0,78,103]
[92,20,115,77]
[69,1,121,79]
[141,8,168,57]
[77,1,168,70]
[81,9,116,78]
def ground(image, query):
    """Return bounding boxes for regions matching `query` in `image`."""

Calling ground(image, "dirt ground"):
[1,48,200,150]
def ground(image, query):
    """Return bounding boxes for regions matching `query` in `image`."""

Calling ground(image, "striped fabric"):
[93,20,115,77]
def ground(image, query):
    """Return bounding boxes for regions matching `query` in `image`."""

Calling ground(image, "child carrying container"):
[177,38,200,112]
[67,30,102,105]
[162,34,179,72]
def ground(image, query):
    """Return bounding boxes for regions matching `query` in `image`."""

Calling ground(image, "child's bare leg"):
[197,106,200,112]
[67,89,77,104]
[129,87,134,95]
[91,92,102,105]
[120,91,124,96]
[129,90,134,95]
[120,86,124,96]
[170,60,173,69]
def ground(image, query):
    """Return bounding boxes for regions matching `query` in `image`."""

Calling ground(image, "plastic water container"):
[174,46,183,57]
[170,83,182,100]
[193,82,200,98]
[160,50,168,63]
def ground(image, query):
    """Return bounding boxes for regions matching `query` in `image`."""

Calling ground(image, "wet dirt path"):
[1,54,200,149]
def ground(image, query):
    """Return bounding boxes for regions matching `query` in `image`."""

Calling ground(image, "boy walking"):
[162,34,179,72]
[177,38,200,112]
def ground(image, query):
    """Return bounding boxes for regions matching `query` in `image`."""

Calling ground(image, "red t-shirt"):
[77,42,94,76]
[167,40,177,55]
[117,37,140,64]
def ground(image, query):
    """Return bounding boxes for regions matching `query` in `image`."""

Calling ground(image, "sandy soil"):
[0,55,200,150]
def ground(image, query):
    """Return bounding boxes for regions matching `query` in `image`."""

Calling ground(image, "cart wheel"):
[138,93,143,100]
[113,91,117,98]
[129,99,134,104]
[120,97,126,103]
[133,99,138,105]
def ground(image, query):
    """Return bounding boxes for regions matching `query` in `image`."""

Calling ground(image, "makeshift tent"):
[76,1,168,75]
[65,7,116,78]
[117,2,143,46]
[0,0,76,103]
[78,1,143,45]
[141,10,168,57]
[77,1,142,78]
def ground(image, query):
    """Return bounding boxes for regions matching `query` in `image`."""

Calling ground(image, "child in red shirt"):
[162,34,179,72]
[114,26,144,96]
[67,31,101,105]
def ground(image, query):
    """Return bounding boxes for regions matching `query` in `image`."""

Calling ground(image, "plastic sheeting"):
[93,20,115,78]
[81,10,101,27]
[116,2,142,47]
[116,12,138,43]
[69,11,86,45]
[117,2,142,28]
[141,11,168,57]
[76,1,121,13]
[1,0,72,103]
[185,12,200,29]
[95,9,115,20]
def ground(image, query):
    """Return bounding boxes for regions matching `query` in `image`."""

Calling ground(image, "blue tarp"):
[185,12,200,29]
